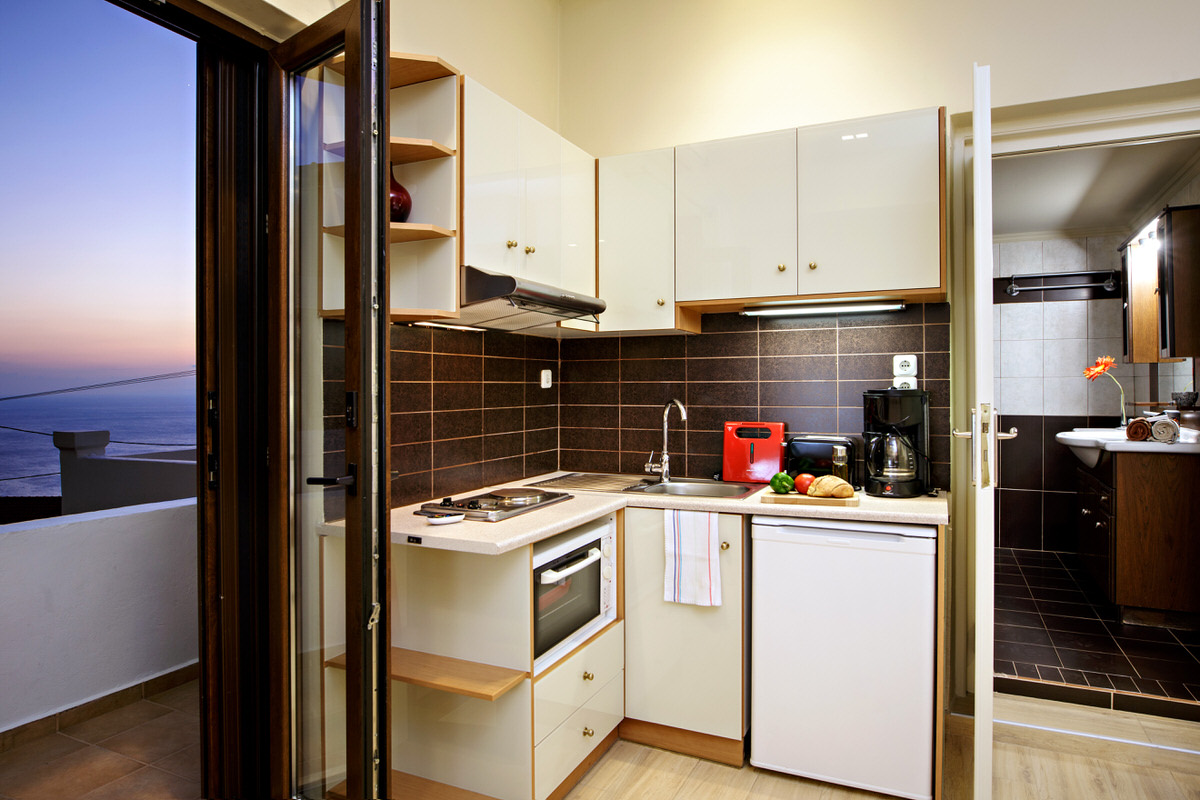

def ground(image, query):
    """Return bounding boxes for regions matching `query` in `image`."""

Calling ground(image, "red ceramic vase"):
[389,173,412,223]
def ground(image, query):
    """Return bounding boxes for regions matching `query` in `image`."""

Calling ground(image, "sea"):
[0,391,197,497]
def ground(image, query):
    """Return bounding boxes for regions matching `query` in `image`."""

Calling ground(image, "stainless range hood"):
[458,265,605,332]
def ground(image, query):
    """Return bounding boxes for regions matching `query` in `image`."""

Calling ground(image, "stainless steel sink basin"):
[624,478,759,499]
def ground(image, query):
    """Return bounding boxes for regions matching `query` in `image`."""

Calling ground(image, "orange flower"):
[1084,355,1116,381]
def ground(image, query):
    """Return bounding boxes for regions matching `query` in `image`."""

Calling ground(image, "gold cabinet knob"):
[506,240,518,249]
[582,727,595,738]
[582,671,594,681]
[525,245,536,254]
[808,262,818,270]
[656,298,666,306]
[721,541,730,551]
[777,263,787,272]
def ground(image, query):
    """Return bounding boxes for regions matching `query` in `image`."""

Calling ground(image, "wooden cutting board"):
[760,491,860,507]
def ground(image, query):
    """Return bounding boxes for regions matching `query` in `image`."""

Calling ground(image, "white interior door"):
[969,63,995,800]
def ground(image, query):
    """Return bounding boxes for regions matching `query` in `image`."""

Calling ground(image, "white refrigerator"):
[750,515,936,800]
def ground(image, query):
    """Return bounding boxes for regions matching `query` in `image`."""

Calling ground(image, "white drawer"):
[534,670,623,800]
[533,621,623,744]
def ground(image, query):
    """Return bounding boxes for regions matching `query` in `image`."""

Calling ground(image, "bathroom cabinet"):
[1077,453,1200,614]
[1157,204,1200,358]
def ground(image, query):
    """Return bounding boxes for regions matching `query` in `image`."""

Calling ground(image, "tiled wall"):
[558,305,952,489]
[386,324,559,507]
[992,234,1196,551]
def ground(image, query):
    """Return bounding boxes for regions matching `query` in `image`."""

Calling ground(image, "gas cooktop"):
[415,487,573,522]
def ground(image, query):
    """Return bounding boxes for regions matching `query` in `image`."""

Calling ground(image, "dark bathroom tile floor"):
[994,548,1200,715]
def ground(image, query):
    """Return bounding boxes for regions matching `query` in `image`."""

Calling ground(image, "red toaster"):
[722,421,785,483]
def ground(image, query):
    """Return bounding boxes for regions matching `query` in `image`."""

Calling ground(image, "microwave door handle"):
[539,548,602,584]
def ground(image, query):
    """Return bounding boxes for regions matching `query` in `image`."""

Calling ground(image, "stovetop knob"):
[467,500,481,510]
[440,497,454,506]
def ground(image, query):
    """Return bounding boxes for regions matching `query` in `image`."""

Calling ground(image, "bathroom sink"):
[1055,427,1200,468]
[625,478,760,499]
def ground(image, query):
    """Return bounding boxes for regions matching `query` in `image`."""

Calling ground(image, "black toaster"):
[784,434,861,488]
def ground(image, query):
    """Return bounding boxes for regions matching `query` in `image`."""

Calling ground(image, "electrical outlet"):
[893,354,918,376]
[540,369,553,389]
[892,376,917,390]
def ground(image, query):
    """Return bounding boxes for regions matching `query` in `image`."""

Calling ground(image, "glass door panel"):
[278,1,390,797]
[293,52,349,798]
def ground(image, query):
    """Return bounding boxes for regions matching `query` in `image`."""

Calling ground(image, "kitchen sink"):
[624,478,759,499]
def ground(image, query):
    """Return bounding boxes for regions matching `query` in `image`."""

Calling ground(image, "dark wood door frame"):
[268,2,391,797]
[103,1,278,797]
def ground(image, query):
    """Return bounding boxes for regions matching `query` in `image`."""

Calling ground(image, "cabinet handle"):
[1081,508,1091,517]
[525,245,536,254]
[777,263,787,272]
[582,671,594,682]
[1100,495,1109,503]
[656,298,666,306]
[808,262,818,270]
[582,727,595,738]
[506,240,518,249]
[720,541,730,551]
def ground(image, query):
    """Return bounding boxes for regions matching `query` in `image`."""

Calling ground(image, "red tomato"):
[794,473,816,495]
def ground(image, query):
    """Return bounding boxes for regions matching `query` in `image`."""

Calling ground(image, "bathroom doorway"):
[988,95,1200,718]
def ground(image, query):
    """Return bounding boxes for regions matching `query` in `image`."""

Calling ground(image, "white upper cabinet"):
[519,114,563,286]
[796,107,942,295]
[675,128,798,302]
[463,78,523,275]
[559,139,595,296]
[597,148,682,332]
[463,78,596,296]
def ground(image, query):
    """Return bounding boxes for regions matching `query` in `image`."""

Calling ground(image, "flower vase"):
[389,173,412,223]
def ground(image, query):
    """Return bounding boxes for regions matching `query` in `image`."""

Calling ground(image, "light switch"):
[893,354,918,376]
[540,369,553,389]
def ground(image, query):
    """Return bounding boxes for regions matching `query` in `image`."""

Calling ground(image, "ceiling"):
[992,136,1200,238]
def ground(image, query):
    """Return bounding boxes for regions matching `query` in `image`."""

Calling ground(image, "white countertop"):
[385,472,949,555]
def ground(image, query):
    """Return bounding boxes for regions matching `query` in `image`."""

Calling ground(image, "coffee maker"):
[863,388,930,498]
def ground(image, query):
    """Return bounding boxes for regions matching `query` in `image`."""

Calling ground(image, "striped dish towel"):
[663,509,722,606]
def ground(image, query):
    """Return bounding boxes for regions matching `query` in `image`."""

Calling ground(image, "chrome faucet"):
[645,399,687,483]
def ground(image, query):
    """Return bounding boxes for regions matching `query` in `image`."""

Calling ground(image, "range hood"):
[458,265,605,332]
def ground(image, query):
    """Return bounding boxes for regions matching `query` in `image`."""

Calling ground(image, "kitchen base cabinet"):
[622,508,748,766]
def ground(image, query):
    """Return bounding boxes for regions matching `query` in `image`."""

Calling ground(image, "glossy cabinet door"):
[463,78,523,274]
[519,113,563,286]
[560,138,596,297]
[623,508,746,740]
[598,148,677,331]
[795,107,941,295]
[675,129,798,301]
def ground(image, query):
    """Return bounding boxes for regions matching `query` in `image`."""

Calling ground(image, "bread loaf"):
[808,475,854,498]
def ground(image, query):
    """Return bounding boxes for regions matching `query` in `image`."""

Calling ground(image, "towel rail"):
[1005,270,1117,296]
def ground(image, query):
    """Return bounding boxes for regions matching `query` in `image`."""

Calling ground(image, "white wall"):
[558,0,1200,156]
[0,500,198,732]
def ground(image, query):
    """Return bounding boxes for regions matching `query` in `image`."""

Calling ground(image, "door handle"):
[997,427,1019,440]
[306,463,357,495]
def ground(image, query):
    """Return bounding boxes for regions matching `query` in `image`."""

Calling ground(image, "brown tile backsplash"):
[324,305,954,512]
[559,306,952,486]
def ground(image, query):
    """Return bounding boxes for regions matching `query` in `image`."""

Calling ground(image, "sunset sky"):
[0,0,196,397]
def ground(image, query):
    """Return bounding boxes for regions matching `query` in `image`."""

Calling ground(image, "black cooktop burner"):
[415,488,572,522]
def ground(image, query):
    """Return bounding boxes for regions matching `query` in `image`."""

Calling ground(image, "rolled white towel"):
[1150,417,1180,444]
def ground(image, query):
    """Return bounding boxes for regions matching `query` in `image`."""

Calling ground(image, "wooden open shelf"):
[327,769,500,800]
[323,137,456,164]
[325,647,526,702]
[323,223,455,244]
[328,52,459,89]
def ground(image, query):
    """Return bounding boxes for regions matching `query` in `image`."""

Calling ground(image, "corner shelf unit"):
[319,53,462,322]
[325,646,527,702]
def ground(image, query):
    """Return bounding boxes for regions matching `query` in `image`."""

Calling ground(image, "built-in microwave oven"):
[531,514,616,674]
